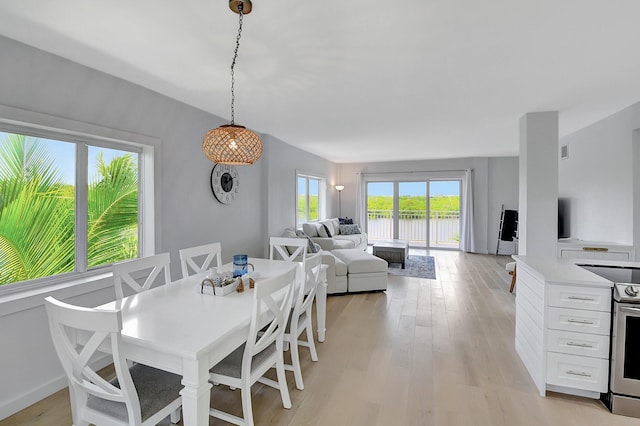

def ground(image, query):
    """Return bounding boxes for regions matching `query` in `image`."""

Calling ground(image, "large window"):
[366,179,461,249]
[0,129,142,287]
[297,172,325,227]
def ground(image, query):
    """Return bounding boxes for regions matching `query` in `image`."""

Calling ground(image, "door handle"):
[621,306,640,313]
[567,296,595,301]
[567,319,594,325]
[566,370,592,377]
[566,342,594,348]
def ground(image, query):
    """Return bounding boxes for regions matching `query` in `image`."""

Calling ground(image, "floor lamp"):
[335,185,344,217]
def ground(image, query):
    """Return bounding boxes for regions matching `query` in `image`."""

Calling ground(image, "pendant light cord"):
[230,3,244,126]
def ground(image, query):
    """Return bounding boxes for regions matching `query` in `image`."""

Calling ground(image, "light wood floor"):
[3,251,639,426]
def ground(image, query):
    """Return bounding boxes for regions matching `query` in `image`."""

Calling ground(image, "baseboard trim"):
[0,354,112,420]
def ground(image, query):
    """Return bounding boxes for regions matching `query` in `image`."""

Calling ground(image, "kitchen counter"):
[512,255,629,399]
[512,255,616,288]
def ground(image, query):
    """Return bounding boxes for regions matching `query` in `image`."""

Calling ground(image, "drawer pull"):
[567,296,595,301]
[566,370,592,378]
[566,342,594,348]
[567,319,594,325]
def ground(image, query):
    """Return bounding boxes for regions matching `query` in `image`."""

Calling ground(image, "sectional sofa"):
[302,218,367,251]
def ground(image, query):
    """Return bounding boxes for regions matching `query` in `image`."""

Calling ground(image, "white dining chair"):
[284,251,322,390]
[178,242,222,278]
[269,237,307,263]
[44,296,183,426]
[208,266,298,426]
[113,253,172,299]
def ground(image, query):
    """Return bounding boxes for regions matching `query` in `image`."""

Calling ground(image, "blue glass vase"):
[233,254,248,278]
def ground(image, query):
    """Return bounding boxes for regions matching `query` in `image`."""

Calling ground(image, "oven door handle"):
[620,306,640,313]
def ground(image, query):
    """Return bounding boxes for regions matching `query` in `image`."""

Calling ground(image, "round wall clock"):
[210,164,239,204]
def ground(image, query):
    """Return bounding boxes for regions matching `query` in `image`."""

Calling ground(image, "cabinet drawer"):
[547,307,611,335]
[546,352,609,392]
[547,284,611,312]
[547,329,610,359]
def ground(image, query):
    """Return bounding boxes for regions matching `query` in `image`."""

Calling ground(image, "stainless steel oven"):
[609,283,640,417]
[579,264,640,417]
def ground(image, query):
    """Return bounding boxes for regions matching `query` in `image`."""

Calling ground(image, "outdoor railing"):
[367,209,460,248]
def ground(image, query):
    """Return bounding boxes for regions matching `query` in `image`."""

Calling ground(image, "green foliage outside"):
[297,195,318,222]
[0,134,139,286]
[368,195,460,218]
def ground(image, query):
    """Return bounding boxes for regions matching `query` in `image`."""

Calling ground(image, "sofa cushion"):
[339,217,354,225]
[302,223,318,237]
[332,249,388,274]
[295,230,319,253]
[333,239,355,249]
[332,256,348,276]
[317,223,333,237]
[339,224,361,235]
[329,218,340,235]
[334,234,365,248]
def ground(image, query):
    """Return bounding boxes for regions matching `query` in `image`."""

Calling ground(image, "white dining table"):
[94,257,327,426]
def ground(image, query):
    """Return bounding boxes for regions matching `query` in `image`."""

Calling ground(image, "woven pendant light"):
[202,0,262,165]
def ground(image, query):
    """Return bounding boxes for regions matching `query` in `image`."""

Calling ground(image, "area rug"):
[387,255,436,279]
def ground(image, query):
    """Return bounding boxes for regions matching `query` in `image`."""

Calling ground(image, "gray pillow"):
[339,224,361,235]
[296,230,319,253]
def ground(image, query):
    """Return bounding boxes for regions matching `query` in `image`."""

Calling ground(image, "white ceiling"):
[1,0,640,163]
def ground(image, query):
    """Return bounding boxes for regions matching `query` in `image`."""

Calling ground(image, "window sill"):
[0,271,114,317]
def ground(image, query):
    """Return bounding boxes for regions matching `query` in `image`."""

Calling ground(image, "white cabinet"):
[545,285,611,394]
[514,257,613,398]
[558,240,634,261]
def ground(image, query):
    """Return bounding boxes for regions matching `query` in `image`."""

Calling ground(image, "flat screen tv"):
[558,198,570,239]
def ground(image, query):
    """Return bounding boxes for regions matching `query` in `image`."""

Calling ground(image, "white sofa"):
[302,218,367,251]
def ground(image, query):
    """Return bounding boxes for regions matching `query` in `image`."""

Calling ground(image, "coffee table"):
[372,239,409,268]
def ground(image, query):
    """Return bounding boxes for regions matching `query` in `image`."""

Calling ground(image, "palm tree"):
[0,133,139,286]
[87,152,138,267]
[0,134,74,284]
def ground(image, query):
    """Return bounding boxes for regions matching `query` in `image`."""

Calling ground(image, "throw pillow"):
[339,224,361,235]
[339,217,354,225]
[295,230,319,254]
[281,228,301,255]
[317,223,333,238]
[302,222,318,237]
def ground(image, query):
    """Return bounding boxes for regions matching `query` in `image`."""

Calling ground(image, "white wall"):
[263,134,338,244]
[338,157,519,254]
[489,157,520,254]
[559,102,640,245]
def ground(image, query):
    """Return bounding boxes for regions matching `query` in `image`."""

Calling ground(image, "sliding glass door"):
[429,180,461,249]
[366,179,461,249]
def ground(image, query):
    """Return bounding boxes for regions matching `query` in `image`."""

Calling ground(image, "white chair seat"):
[210,342,277,379]
[87,364,183,423]
[506,261,516,272]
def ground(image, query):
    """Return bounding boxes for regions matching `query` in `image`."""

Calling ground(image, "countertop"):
[512,255,640,288]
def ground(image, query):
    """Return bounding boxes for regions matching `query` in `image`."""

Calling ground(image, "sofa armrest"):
[311,237,335,251]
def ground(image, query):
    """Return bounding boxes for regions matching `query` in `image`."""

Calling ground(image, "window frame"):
[0,108,157,296]
[295,171,326,228]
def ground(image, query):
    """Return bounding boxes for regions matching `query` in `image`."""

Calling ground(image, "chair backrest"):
[44,296,143,425]
[294,252,323,319]
[179,242,222,278]
[113,253,172,299]
[242,265,298,370]
[269,237,307,263]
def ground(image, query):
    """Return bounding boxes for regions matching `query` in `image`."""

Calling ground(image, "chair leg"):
[275,352,292,408]
[170,407,181,424]
[509,266,517,293]
[240,387,255,426]
[290,336,304,390]
[306,321,318,362]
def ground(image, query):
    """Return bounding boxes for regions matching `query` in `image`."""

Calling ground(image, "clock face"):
[210,164,239,204]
